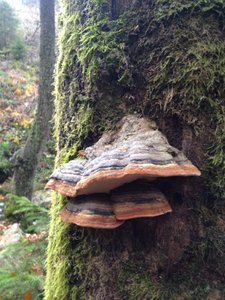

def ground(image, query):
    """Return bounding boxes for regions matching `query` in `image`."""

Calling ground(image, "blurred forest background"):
[0,0,56,299]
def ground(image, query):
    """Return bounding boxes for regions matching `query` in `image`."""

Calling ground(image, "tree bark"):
[13,0,55,199]
[45,1,225,299]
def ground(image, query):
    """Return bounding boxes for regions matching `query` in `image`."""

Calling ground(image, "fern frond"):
[5,194,49,233]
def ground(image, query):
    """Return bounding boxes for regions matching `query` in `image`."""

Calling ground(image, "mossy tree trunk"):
[13,0,55,199]
[45,1,225,299]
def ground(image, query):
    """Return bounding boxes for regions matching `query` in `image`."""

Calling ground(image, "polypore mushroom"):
[46,115,201,197]
[111,181,172,220]
[60,181,172,228]
[60,194,124,229]
[46,159,87,196]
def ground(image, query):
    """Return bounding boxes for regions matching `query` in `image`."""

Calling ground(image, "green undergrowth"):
[4,194,49,233]
[0,193,50,299]
[0,238,47,300]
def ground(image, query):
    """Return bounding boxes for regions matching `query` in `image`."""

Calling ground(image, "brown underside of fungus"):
[46,115,201,229]
[61,194,124,229]
[111,181,172,220]
[60,181,172,229]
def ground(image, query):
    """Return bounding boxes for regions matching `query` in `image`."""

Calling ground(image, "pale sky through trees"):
[6,0,23,9]
[5,0,39,26]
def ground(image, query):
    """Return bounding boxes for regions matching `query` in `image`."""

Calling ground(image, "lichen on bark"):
[45,1,225,299]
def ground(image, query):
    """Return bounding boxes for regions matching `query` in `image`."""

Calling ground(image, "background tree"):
[0,0,18,50]
[45,0,225,299]
[11,36,26,60]
[13,0,55,198]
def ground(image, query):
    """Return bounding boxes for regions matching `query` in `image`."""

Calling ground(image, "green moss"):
[77,16,131,83]
[69,238,91,299]
[204,106,225,211]
[45,194,71,300]
[118,267,161,300]
[154,0,225,21]
[45,192,91,300]
[54,104,93,167]
[134,2,225,211]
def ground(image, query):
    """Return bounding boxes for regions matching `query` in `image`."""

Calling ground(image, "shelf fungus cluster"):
[46,115,201,229]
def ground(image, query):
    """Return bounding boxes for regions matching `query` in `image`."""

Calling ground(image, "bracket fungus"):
[46,115,201,229]
[46,115,201,196]
[111,181,172,220]
[61,194,124,229]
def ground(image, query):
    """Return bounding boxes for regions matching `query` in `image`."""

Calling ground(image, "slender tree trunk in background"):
[14,0,55,199]
[45,0,225,299]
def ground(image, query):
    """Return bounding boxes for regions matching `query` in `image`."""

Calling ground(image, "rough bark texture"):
[45,1,225,299]
[13,0,55,198]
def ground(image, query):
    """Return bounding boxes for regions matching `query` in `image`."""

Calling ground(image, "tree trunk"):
[13,0,55,199]
[45,1,225,299]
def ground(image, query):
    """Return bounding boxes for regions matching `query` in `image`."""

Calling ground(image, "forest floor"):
[0,60,54,300]
[0,60,37,182]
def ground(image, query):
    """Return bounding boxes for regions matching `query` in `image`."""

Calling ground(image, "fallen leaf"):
[14,88,22,97]
[25,84,37,97]
[5,107,12,113]
[24,290,32,300]
[20,116,33,128]
[0,195,5,201]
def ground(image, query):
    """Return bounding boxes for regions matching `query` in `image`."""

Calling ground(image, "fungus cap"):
[46,115,201,196]
[111,181,172,220]
[60,194,124,229]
